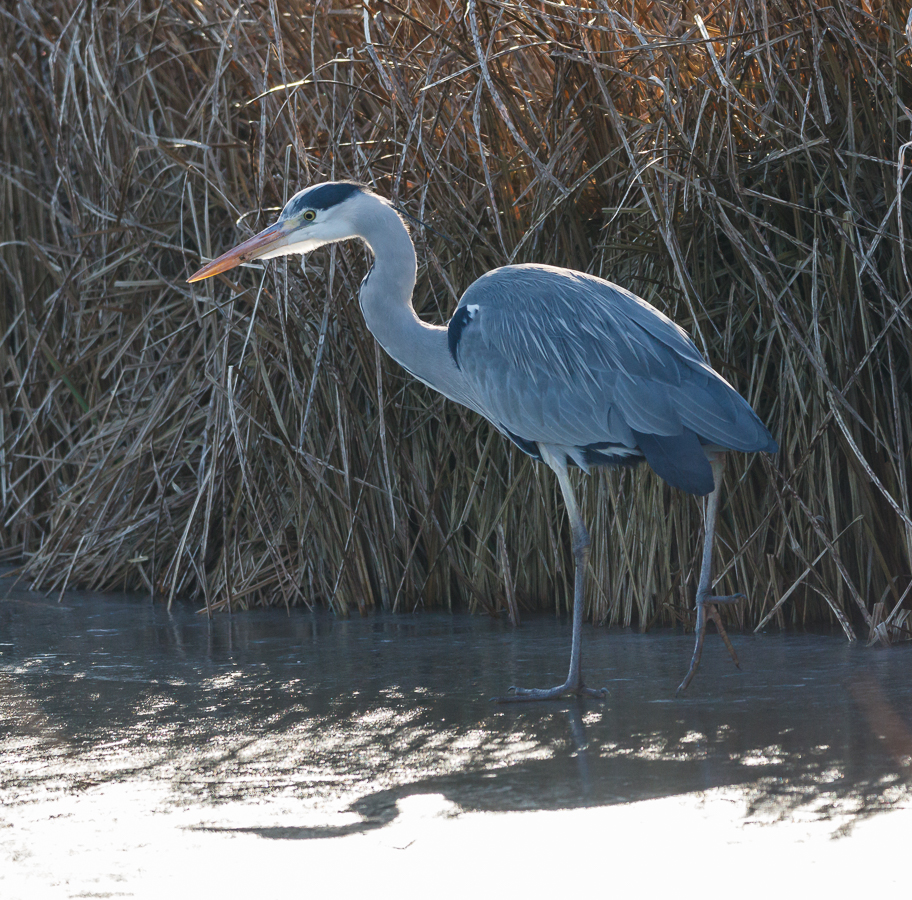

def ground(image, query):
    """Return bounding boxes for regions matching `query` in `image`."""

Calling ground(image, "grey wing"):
[449,264,776,495]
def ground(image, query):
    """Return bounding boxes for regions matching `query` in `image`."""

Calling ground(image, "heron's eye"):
[302,209,316,222]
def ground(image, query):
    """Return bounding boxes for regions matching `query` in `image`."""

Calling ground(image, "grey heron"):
[188,181,777,700]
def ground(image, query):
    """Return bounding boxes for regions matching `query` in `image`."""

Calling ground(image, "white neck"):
[352,198,480,413]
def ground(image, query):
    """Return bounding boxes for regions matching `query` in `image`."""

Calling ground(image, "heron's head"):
[187,181,375,283]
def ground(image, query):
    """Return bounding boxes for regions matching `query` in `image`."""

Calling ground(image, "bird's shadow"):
[194,687,912,842]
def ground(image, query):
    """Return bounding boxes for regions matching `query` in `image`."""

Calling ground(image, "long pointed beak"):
[187,223,288,283]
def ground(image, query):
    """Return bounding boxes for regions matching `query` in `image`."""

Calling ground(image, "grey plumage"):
[450,264,775,495]
[188,181,778,699]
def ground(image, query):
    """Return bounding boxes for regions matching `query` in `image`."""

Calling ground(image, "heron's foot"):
[676,592,745,696]
[492,681,608,703]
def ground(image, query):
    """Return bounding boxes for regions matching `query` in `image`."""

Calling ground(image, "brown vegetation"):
[1,0,911,641]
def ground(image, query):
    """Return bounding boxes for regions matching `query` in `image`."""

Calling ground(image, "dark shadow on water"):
[1,572,910,839]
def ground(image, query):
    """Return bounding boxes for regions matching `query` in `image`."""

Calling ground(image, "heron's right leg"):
[676,454,743,694]
[495,455,606,702]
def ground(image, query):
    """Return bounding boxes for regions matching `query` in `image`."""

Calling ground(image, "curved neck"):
[355,201,479,412]
[356,201,420,359]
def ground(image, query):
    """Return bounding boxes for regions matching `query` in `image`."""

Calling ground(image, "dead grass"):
[1,0,910,641]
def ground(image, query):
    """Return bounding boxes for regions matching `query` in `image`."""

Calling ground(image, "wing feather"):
[452,264,776,463]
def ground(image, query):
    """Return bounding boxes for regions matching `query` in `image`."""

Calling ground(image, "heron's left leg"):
[676,454,743,694]
[495,455,607,702]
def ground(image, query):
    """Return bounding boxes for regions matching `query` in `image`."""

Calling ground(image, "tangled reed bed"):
[1,0,911,642]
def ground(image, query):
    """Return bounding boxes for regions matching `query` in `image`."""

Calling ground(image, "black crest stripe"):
[285,182,366,218]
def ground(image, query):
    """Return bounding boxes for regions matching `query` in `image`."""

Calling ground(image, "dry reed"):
[1,0,910,642]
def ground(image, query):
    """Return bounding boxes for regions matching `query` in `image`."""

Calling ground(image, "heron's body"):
[189,181,777,699]
[450,264,773,492]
